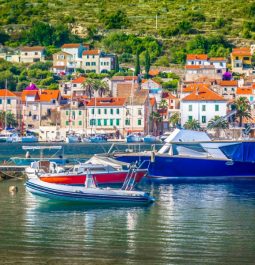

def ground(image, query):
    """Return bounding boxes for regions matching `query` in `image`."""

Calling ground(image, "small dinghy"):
[26,168,155,205]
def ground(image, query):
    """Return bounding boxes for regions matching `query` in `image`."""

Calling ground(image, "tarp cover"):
[220,142,255,162]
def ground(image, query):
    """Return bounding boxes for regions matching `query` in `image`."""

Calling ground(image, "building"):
[110,76,138,97]
[230,47,254,75]
[116,83,139,98]
[181,85,227,127]
[216,80,238,100]
[141,79,162,103]
[86,97,126,136]
[0,89,22,128]
[209,57,227,75]
[22,89,61,129]
[59,77,87,97]
[52,51,75,74]
[82,49,101,73]
[186,54,209,66]
[20,46,45,63]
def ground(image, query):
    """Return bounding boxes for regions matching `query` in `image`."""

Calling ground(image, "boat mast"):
[4,79,7,130]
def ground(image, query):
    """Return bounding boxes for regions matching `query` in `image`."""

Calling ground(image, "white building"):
[20,46,45,63]
[181,86,227,127]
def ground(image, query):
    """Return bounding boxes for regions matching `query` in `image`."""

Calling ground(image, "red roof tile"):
[72,77,86,84]
[20,46,45,52]
[149,69,160,76]
[231,47,251,56]
[219,80,238,86]
[83,49,100,55]
[39,90,60,102]
[61,43,81,48]
[186,54,208,61]
[0,89,18,97]
[182,84,210,93]
[182,87,226,101]
[209,57,226,61]
[87,97,126,107]
[236,87,253,95]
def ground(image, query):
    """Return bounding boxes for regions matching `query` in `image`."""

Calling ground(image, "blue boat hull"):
[22,137,38,143]
[126,135,143,143]
[115,154,255,180]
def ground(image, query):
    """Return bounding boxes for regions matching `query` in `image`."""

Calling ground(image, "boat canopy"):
[22,146,62,150]
[86,155,130,169]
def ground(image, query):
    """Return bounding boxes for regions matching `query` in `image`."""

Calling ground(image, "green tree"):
[184,119,200,130]
[207,115,228,138]
[144,50,151,79]
[0,31,10,44]
[159,99,168,110]
[115,55,120,73]
[93,79,110,97]
[134,50,140,76]
[0,111,17,128]
[169,112,180,128]
[81,78,95,98]
[233,97,252,127]
[104,10,130,29]
[150,111,162,135]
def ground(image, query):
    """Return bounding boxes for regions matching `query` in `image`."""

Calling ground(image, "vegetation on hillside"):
[0,0,255,66]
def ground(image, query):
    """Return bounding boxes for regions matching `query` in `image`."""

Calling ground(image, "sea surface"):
[0,143,255,264]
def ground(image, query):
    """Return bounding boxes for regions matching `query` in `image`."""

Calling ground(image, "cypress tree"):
[115,55,119,73]
[145,50,151,78]
[134,50,140,76]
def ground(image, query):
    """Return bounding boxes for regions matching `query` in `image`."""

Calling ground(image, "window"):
[188,105,192,111]
[72,111,75,117]
[32,115,37,120]
[98,109,101,114]
[104,119,107,126]
[66,121,69,126]
[66,110,69,115]
[92,55,95,59]
[235,57,239,60]
[138,109,142,115]
[202,116,206,123]
[231,88,235,92]
[35,52,38,55]
[250,96,254,102]
[7,99,11,104]
[79,121,82,126]
[116,119,120,126]
[29,111,32,117]
[0,99,2,104]
[91,109,94,115]
[138,119,142,125]
[188,116,192,121]
[110,119,113,126]
[104,109,107,114]
[52,100,56,104]
[78,111,81,116]
[125,119,130,125]
[97,119,101,126]
[90,119,96,126]
[110,109,113,115]
[86,62,90,66]
[202,105,206,111]
[87,55,89,59]
[244,57,250,61]
[224,88,227,92]
[91,62,96,66]
[215,105,219,111]
[116,108,120,115]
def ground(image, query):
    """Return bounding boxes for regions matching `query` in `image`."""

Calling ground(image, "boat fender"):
[151,151,155,163]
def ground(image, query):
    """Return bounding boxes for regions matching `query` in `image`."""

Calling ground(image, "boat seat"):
[39,161,51,173]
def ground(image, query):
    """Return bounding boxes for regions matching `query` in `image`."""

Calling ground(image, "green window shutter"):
[0,99,2,104]
[215,105,219,111]
[65,121,69,126]
[110,119,113,126]
[188,116,192,121]
[104,119,107,126]
[79,111,82,115]
[104,109,107,114]
[66,110,69,115]
[188,105,192,111]
[116,119,120,126]
[138,119,141,125]
[91,109,94,115]
[79,121,82,126]
[7,99,11,104]
[110,109,113,115]
[202,116,206,123]
[97,119,101,126]
[116,109,120,115]
[98,109,101,114]
[125,119,130,125]
[202,105,206,111]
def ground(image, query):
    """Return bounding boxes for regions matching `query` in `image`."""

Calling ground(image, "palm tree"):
[159,99,168,110]
[93,79,110,97]
[81,78,95,98]
[169,112,180,128]
[0,111,5,129]
[150,111,162,135]
[0,111,17,128]
[207,115,228,138]
[184,119,200,130]
[233,97,252,127]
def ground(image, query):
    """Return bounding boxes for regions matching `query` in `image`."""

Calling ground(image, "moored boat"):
[126,134,143,143]
[22,134,38,143]
[25,172,154,205]
[143,135,160,143]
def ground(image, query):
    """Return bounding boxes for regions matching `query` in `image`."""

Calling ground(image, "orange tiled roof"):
[0,89,18,97]
[83,49,100,55]
[182,86,226,101]
[186,54,208,61]
[116,83,139,98]
[182,84,210,93]
[111,76,138,81]
[185,65,215,69]
[142,79,161,85]
[166,92,177,100]
[20,46,45,52]
[219,80,238,86]
[209,57,226,61]
[231,47,251,56]
[21,90,39,102]
[87,97,126,107]
[149,69,160,76]
[61,43,81,48]
[72,77,86,84]
[236,87,253,95]
[39,90,60,102]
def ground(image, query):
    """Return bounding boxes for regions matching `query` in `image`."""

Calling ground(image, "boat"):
[89,135,107,143]
[25,169,154,205]
[126,134,143,143]
[11,146,68,166]
[66,134,80,143]
[113,128,255,181]
[22,134,38,143]
[143,135,160,143]
[6,133,21,143]
[25,155,148,186]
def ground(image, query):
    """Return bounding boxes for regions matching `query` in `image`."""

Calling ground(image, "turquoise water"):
[0,143,255,264]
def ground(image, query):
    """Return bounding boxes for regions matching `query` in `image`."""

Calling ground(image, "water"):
[0,143,255,264]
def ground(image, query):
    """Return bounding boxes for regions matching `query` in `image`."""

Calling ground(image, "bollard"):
[9,186,18,193]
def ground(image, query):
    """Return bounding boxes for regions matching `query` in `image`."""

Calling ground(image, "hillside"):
[0,0,255,65]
